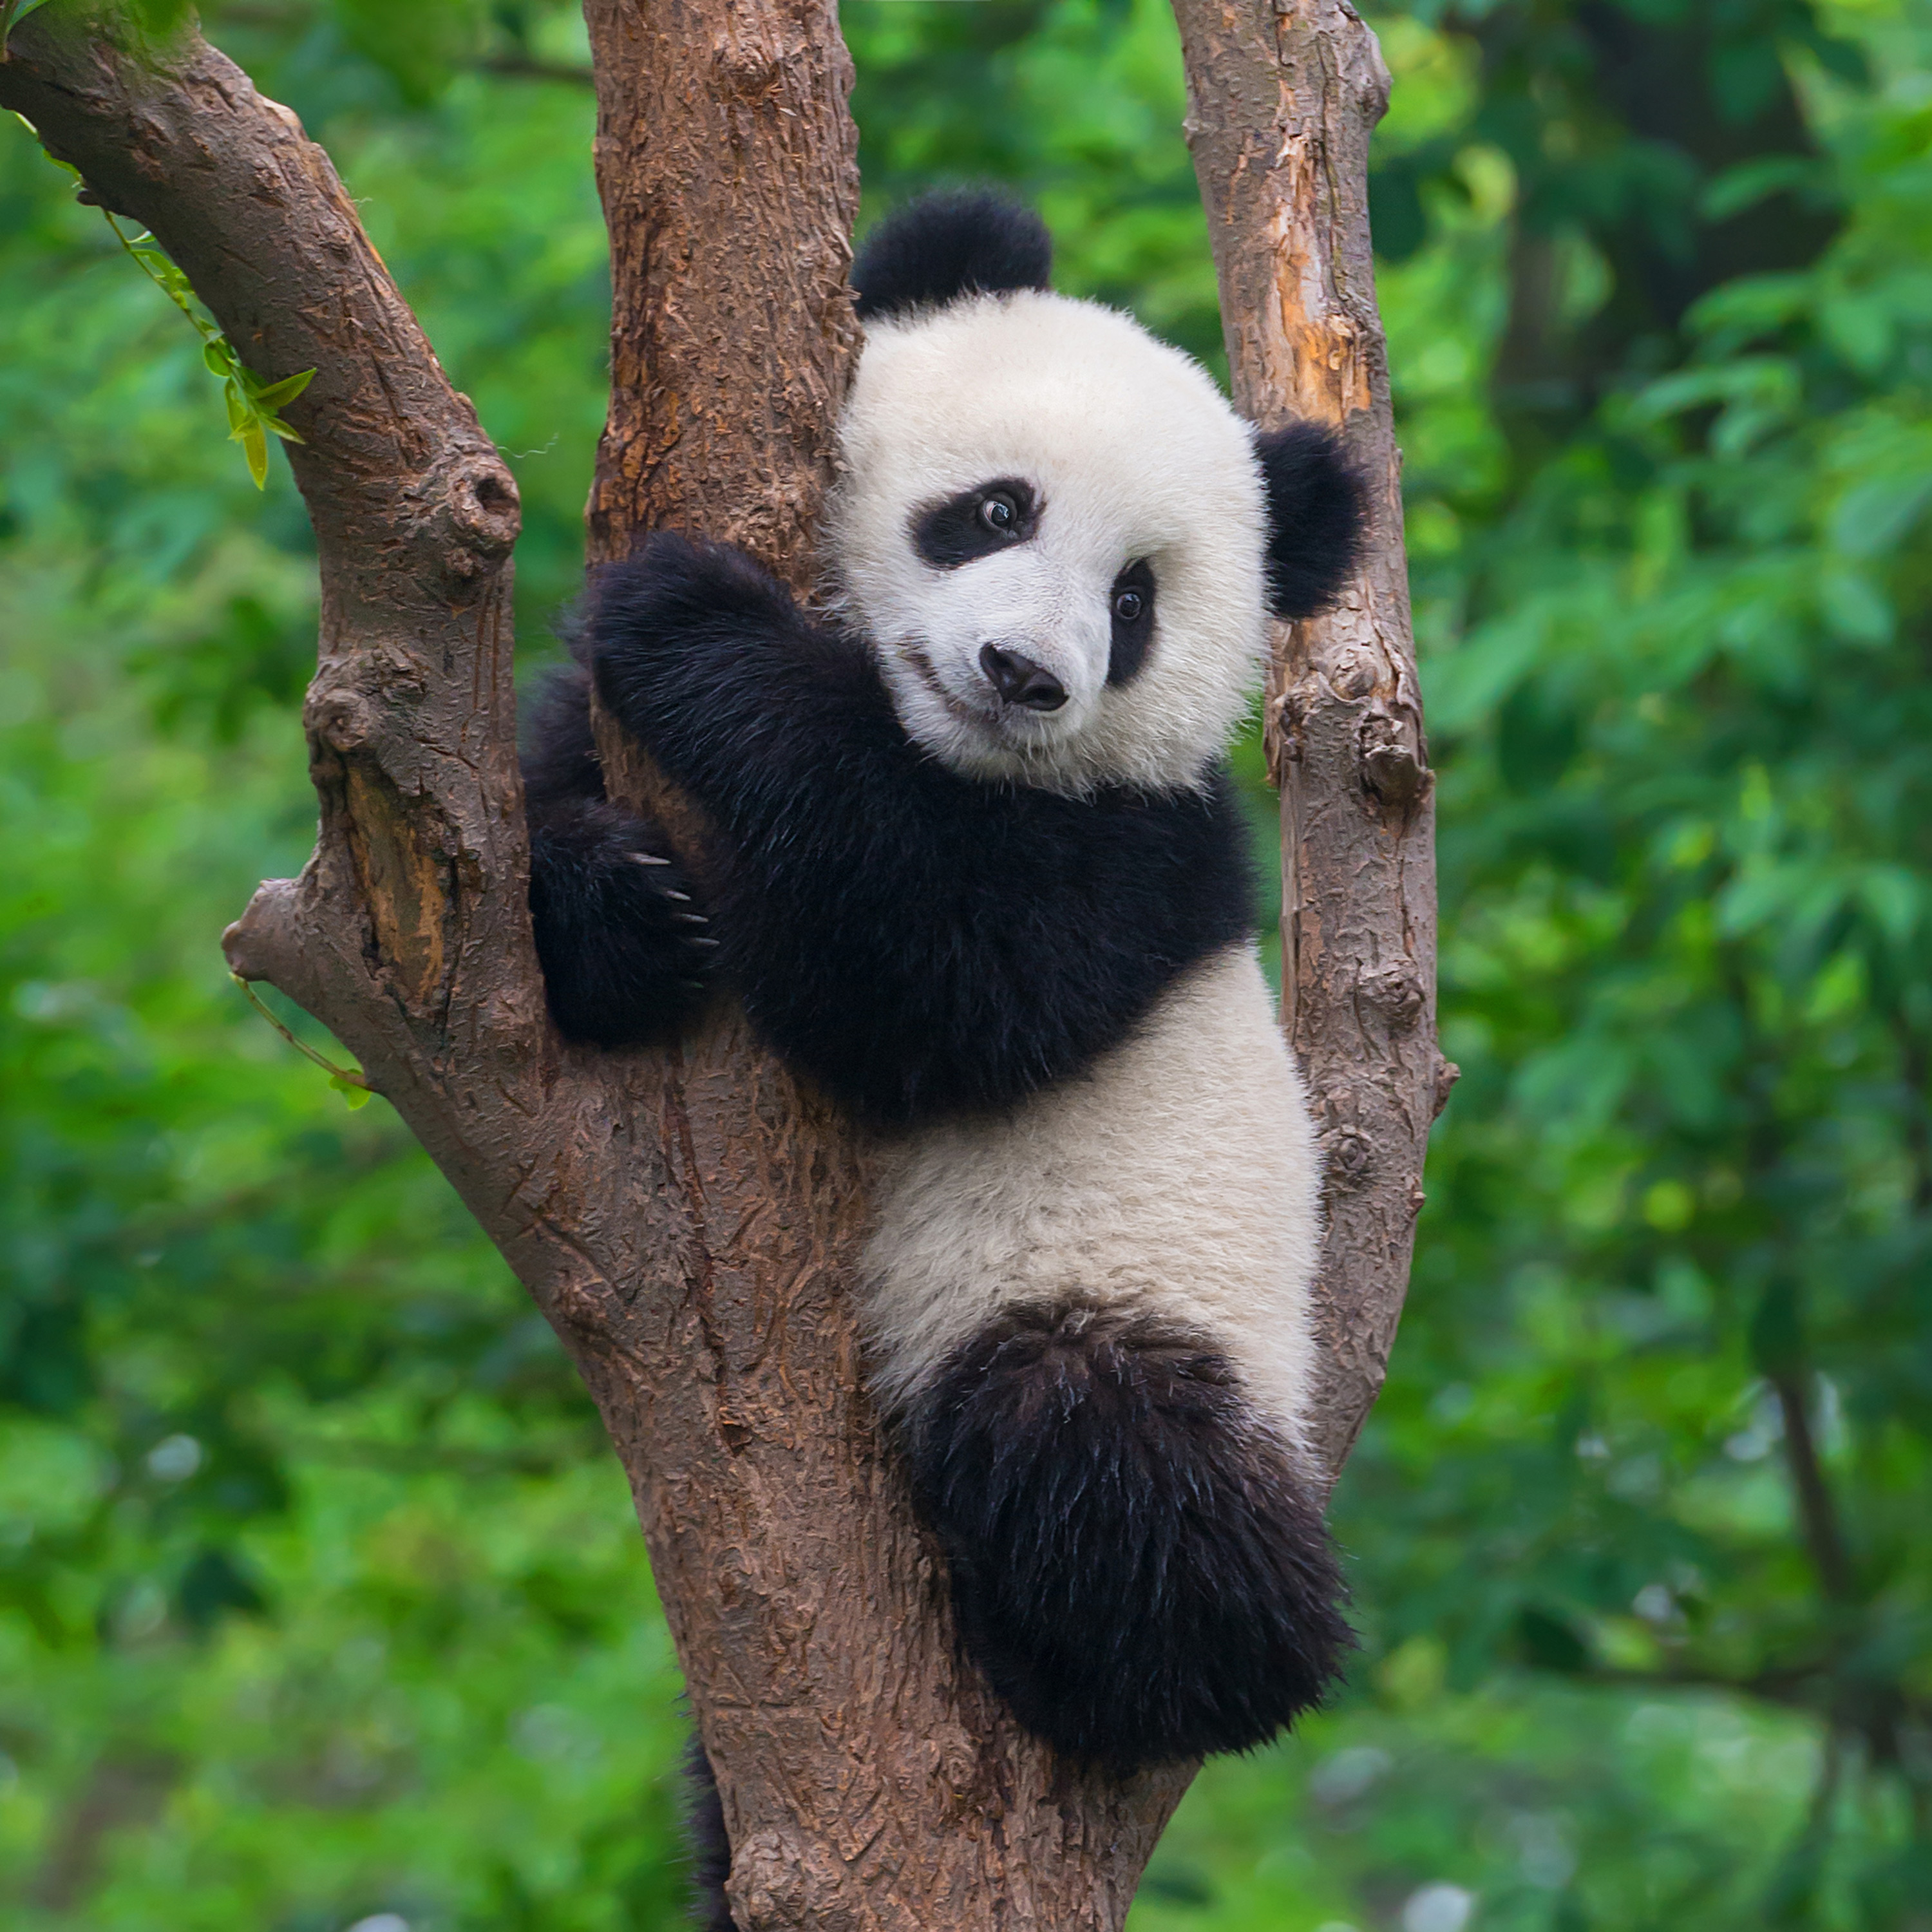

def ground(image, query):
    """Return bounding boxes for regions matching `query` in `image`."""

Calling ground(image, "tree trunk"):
[1,1,1434,1924]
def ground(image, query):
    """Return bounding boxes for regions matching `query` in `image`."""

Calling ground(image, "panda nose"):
[979,644,1067,712]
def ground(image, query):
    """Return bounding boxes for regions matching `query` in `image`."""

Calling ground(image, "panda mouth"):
[900,641,1005,730]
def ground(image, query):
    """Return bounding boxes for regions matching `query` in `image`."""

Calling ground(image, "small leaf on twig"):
[57,185,321,490]
[232,975,378,1110]
[240,417,270,489]
[248,368,316,412]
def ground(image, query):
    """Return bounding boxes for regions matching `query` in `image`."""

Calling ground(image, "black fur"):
[911,477,1041,569]
[1106,558,1157,687]
[520,662,716,1047]
[906,1304,1353,1770]
[683,1738,735,1931]
[1255,421,1369,620]
[553,531,1252,1126]
[851,186,1053,321]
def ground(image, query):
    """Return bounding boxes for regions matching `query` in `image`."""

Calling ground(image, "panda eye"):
[913,479,1037,568]
[1108,558,1156,686]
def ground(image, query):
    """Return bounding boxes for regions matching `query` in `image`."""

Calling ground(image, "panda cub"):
[524,189,1364,1771]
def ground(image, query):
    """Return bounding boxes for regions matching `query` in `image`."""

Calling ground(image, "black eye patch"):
[1107,558,1157,686]
[911,477,1041,569]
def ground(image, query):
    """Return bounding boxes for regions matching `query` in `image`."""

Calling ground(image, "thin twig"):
[1771,1370,1856,1605]
[232,973,372,1094]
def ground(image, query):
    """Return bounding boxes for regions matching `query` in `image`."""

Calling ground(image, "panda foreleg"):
[520,662,717,1047]
[526,795,716,1047]
[905,1302,1352,1772]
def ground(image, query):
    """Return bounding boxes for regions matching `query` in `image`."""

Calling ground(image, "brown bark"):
[582,0,858,583]
[1174,0,1448,1475]
[3,0,1433,1921]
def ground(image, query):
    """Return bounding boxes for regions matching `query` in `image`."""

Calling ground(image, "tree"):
[0,1,1434,1922]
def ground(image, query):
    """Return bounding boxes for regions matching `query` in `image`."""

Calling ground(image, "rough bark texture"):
[1174,0,1448,1477]
[3,0,1432,1921]
[582,0,858,583]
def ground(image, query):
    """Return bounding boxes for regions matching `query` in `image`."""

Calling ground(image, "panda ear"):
[851,187,1053,322]
[1254,420,1369,620]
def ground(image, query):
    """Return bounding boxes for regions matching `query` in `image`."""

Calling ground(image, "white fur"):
[827,291,1271,795]
[860,945,1323,1448]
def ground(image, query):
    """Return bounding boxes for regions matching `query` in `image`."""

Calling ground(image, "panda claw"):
[688,937,721,949]
[674,913,708,925]
[628,853,672,867]
[664,889,693,903]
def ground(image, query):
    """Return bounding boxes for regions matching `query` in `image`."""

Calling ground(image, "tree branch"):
[1172,0,1443,1474]
[1770,1370,1857,1605]
[1,8,532,1160]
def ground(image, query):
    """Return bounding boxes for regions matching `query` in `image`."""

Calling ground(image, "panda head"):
[827,188,1367,796]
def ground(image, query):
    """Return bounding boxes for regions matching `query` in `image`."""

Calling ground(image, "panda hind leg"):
[681,1736,737,1931]
[905,1302,1352,1772]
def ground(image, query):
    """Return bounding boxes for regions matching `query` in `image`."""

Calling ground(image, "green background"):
[3,0,1930,1926]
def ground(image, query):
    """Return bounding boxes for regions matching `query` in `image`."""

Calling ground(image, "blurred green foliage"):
[2,0,1929,1927]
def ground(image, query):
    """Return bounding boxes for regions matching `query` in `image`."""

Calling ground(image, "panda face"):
[827,291,1272,795]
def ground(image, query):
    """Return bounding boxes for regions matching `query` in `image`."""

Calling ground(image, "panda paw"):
[527,796,717,1047]
[907,1303,1354,1772]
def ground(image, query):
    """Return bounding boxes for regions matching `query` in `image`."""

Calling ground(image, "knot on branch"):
[307,686,377,753]
[1327,639,1381,699]
[1352,13,1395,126]
[714,35,784,99]
[1359,709,1432,821]
[1321,1125,1374,1195]
[728,1830,864,1932]
[221,876,314,1006]
[433,453,520,581]
[1359,962,1425,1030]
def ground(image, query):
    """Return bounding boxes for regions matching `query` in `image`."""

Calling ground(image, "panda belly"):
[859,944,1349,1770]
[861,942,1321,1439]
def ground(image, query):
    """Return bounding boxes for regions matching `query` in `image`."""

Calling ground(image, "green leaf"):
[241,419,269,489]
[223,380,251,438]
[204,339,236,379]
[249,368,317,413]
[328,1074,375,1111]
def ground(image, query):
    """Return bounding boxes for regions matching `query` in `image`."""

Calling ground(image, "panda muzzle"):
[978,644,1068,712]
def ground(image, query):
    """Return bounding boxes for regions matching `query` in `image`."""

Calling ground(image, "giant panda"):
[522,189,1364,1794]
